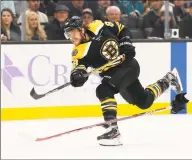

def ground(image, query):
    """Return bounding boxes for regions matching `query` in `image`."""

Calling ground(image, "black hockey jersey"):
[71,20,132,76]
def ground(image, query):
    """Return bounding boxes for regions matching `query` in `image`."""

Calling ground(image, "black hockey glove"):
[171,93,189,114]
[119,36,136,58]
[70,69,88,87]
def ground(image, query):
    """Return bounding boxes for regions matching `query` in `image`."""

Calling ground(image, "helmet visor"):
[64,27,81,40]
[64,27,73,39]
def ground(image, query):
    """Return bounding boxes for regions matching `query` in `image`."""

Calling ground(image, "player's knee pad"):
[96,84,107,100]
[135,90,154,109]
[96,83,116,100]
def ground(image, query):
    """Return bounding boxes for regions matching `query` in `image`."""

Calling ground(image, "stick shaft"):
[35,106,171,142]
[30,55,125,100]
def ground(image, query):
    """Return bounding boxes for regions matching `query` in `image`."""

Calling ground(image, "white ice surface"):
[1,115,192,159]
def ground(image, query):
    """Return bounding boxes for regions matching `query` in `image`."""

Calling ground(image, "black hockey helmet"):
[64,16,83,39]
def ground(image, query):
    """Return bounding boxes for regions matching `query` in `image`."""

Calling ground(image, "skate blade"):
[172,68,183,93]
[98,138,123,146]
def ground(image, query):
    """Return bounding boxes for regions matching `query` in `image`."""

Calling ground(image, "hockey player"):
[63,16,187,146]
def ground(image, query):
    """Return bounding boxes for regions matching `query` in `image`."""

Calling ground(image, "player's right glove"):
[171,93,189,114]
[70,69,88,87]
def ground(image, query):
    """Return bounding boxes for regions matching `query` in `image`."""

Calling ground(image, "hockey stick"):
[35,106,171,142]
[30,55,125,100]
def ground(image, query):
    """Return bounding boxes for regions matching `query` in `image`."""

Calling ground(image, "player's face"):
[68,29,83,46]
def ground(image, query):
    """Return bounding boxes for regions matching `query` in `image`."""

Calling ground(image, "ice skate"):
[97,125,122,146]
[165,68,183,94]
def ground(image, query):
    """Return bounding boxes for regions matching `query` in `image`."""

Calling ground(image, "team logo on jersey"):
[72,49,78,56]
[101,39,119,60]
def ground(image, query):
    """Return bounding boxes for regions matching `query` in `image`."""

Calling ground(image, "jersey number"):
[104,22,114,27]
[101,40,119,60]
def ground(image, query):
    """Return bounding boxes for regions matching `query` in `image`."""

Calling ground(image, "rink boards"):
[1,42,192,121]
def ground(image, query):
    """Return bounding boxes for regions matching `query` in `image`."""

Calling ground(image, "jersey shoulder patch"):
[72,42,92,60]
[72,49,78,56]
[87,20,104,35]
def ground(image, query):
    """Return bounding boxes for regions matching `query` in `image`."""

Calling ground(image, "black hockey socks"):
[101,98,117,127]
[146,76,170,100]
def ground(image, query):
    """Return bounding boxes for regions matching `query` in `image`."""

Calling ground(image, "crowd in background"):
[1,0,192,41]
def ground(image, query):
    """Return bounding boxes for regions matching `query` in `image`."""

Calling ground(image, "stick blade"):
[18,132,36,142]
[30,88,44,100]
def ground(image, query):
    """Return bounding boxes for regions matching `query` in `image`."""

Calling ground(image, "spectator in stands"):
[38,0,46,14]
[81,8,94,27]
[106,5,134,27]
[173,0,188,24]
[142,0,163,38]
[106,5,139,29]
[106,6,133,38]
[1,28,7,41]
[14,1,28,17]
[1,0,16,16]
[44,0,58,17]
[1,8,21,41]
[25,11,47,40]
[116,0,145,17]
[67,0,85,17]
[94,0,111,21]
[17,0,48,28]
[160,1,174,13]
[46,5,69,40]
[151,9,178,38]
[142,0,150,16]
[179,3,192,38]
[57,0,68,6]
[106,6,121,22]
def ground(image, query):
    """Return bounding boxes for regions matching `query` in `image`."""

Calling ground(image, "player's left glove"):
[70,69,88,87]
[171,93,189,114]
[119,36,136,58]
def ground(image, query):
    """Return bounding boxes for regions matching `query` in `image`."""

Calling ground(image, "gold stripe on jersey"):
[115,22,125,35]
[72,41,92,61]
[87,20,104,36]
